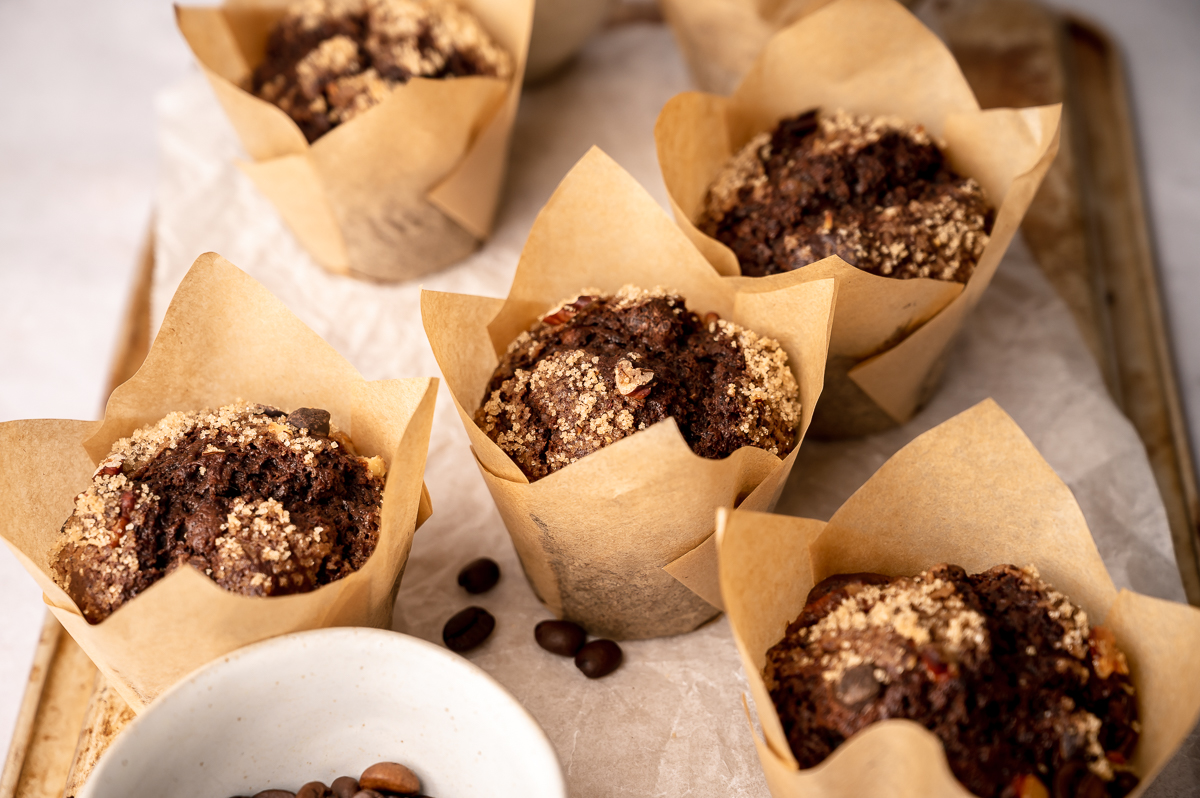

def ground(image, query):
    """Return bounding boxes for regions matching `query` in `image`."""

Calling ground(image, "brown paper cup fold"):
[176,0,533,282]
[422,147,836,639]
[717,399,1200,798]
[656,0,1062,437]
[0,254,438,711]
[661,0,836,95]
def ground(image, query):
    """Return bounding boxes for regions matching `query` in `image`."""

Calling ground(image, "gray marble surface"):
[1,0,1198,793]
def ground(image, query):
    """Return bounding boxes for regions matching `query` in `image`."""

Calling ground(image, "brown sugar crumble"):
[764,564,1140,798]
[251,0,514,143]
[474,285,802,481]
[51,403,387,624]
[698,109,993,282]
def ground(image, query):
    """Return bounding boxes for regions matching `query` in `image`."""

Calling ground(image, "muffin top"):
[474,285,802,481]
[764,564,1140,798]
[251,0,513,142]
[52,403,386,624]
[698,109,992,282]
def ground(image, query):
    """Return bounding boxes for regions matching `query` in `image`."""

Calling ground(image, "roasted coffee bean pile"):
[535,619,623,679]
[441,558,501,652]
[231,761,426,798]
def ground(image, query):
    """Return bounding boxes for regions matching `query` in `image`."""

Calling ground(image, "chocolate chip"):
[835,664,880,706]
[575,639,622,678]
[330,777,359,798]
[443,606,495,652]
[360,762,420,795]
[535,620,586,657]
[457,558,500,594]
[296,782,327,798]
[250,404,287,418]
[287,407,331,437]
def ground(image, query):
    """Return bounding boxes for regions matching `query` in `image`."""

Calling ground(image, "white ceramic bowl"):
[78,628,565,798]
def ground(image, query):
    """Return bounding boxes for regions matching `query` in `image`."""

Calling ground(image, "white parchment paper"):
[150,22,1198,798]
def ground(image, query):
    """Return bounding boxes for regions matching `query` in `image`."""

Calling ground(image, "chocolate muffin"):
[250,0,514,143]
[52,403,387,624]
[764,564,1140,798]
[475,286,802,481]
[698,109,993,282]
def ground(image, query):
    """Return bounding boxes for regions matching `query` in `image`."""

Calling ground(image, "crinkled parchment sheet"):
[151,22,1198,798]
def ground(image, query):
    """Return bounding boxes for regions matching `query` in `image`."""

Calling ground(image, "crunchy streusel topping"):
[475,286,802,480]
[784,572,990,687]
[251,0,514,143]
[699,108,992,282]
[52,402,386,623]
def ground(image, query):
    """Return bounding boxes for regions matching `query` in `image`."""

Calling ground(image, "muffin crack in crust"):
[764,564,1140,798]
[699,109,993,282]
[51,402,386,624]
[474,285,802,481]
[251,0,514,142]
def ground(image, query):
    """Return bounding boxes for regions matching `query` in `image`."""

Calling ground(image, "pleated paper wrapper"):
[422,147,836,640]
[656,0,1061,438]
[176,0,533,282]
[717,399,1200,798]
[0,254,437,711]
[661,0,837,95]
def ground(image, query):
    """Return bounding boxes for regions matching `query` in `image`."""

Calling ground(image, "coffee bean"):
[443,606,495,652]
[457,558,500,594]
[296,782,327,798]
[330,776,359,798]
[252,791,295,798]
[360,761,421,794]
[575,639,622,678]
[287,407,331,437]
[535,620,586,657]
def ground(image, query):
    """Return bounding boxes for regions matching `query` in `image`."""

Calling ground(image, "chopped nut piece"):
[1089,625,1130,679]
[614,359,655,396]
[364,455,387,478]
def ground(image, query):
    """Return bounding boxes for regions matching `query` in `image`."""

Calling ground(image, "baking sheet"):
[149,21,1197,797]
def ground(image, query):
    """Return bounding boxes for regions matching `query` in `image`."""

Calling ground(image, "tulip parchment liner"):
[656,0,1062,438]
[176,0,534,282]
[422,147,836,640]
[0,254,438,711]
[661,0,836,95]
[717,399,1200,798]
